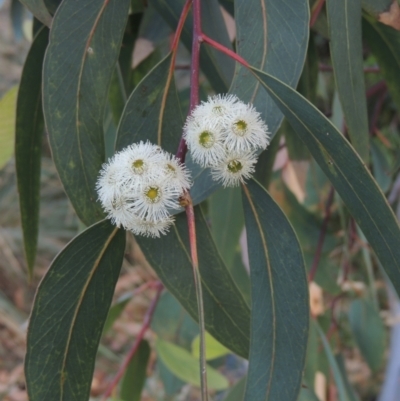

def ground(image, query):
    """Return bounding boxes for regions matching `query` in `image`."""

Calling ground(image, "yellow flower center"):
[233,120,248,136]
[227,160,243,173]
[132,159,145,174]
[144,186,161,203]
[198,131,215,148]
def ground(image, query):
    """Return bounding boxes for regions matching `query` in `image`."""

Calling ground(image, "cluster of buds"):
[184,94,270,187]
[96,141,191,237]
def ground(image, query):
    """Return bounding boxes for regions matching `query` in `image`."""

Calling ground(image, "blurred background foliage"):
[1,0,400,400]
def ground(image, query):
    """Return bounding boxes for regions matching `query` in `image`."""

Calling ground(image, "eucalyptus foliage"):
[8,0,400,400]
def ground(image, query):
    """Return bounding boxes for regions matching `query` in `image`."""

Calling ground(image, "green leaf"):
[0,86,17,169]
[230,0,309,137]
[298,388,321,401]
[222,377,246,401]
[315,321,353,401]
[136,207,250,358]
[116,54,182,154]
[15,27,48,275]
[371,138,393,193]
[155,339,229,391]
[349,298,386,373]
[326,0,369,162]
[25,220,126,401]
[241,179,309,401]
[250,66,400,298]
[362,0,393,17]
[209,187,244,268]
[103,292,131,334]
[191,332,230,360]
[18,0,52,26]
[43,0,130,225]
[363,15,400,111]
[120,340,151,401]
[335,354,360,401]
[149,0,234,92]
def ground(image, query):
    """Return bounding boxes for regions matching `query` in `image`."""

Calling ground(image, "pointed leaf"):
[43,0,130,225]
[116,54,182,154]
[191,332,230,360]
[230,0,309,137]
[241,179,309,401]
[155,339,229,390]
[363,15,400,111]
[15,27,48,275]
[18,0,52,26]
[136,207,250,358]
[326,0,369,162]
[251,67,400,297]
[349,298,386,373]
[120,340,151,401]
[25,220,126,401]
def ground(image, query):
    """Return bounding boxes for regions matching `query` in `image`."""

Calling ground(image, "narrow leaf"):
[15,27,48,275]
[251,67,400,297]
[43,0,130,225]
[242,179,309,401]
[326,0,369,162]
[116,54,182,154]
[230,0,309,137]
[191,332,230,360]
[120,340,151,401]
[349,298,386,372]
[155,339,229,390]
[363,15,400,111]
[25,220,126,401]
[136,207,250,358]
[18,0,52,26]
[362,0,393,17]
[315,321,352,401]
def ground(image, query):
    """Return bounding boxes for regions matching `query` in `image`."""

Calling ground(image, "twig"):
[101,282,164,400]
[310,0,326,28]
[319,64,381,74]
[182,193,208,401]
[308,186,335,282]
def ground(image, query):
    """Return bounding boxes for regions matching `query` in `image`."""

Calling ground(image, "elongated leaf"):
[136,207,250,358]
[116,54,182,154]
[0,86,17,169]
[363,15,400,111]
[315,321,352,401]
[362,0,392,17]
[15,27,48,275]
[251,67,400,297]
[349,298,386,373]
[19,0,52,26]
[149,0,234,92]
[25,220,126,401]
[223,377,246,401]
[43,0,130,225]
[120,340,151,401]
[242,179,309,401]
[230,0,309,137]
[191,332,230,360]
[155,339,229,390]
[326,0,369,162]
[209,187,244,268]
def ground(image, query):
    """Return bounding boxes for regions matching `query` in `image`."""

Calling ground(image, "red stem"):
[102,282,164,400]
[310,0,326,27]
[201,33,249,68]
[308,186,335,282]
[319,64,380,74]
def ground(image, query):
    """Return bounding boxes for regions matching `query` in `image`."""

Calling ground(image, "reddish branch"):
[102,282,164,400]
[310,0,325,28]
[308,186,335,282]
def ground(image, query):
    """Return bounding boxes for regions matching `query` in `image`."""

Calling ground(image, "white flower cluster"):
[184,94,270,187]
[96,141,191,238]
